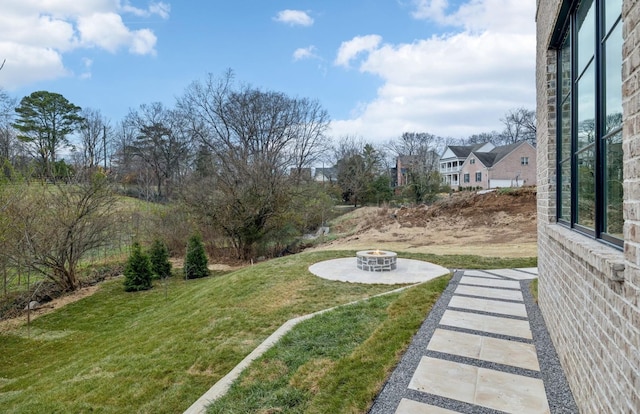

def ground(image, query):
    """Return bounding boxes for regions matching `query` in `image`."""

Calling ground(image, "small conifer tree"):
[123,242,153,291]
[184,234,209,279]
[149,239,172,280]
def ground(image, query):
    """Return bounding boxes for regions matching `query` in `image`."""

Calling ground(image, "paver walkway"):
[369,268,578,414]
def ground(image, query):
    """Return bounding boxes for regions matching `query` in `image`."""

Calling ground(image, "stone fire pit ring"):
[356,250,397,272]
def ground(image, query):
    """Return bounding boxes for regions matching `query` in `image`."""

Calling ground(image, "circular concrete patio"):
[308,257,450,284]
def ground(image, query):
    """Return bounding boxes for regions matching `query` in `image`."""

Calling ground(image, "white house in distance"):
[440,141,536,190]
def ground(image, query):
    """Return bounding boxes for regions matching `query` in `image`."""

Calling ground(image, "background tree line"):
[0,69,535,294]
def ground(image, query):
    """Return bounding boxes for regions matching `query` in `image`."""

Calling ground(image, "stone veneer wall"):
[536,0,640,413]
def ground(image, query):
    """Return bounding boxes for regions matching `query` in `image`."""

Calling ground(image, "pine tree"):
[184,234,209,280]
[149,239,172,280]
[123,242,153,291]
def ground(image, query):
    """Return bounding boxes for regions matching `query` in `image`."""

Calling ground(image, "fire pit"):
[356,250,397,272]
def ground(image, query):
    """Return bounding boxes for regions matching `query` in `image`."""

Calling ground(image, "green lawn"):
[207,276,450,414]
[0,251,402,413]
[0,251,535,413]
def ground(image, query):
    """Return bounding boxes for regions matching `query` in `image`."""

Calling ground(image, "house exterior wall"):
[489,143,537,187]
[439,156,465,188]
[460,156,489,188]
[536,1,640,413]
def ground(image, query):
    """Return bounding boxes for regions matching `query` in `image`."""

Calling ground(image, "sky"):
[0,0,536,143]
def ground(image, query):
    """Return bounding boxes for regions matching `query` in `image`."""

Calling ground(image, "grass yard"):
[0,251,404,413]
[207,276,450,414]
[0,250,535,413]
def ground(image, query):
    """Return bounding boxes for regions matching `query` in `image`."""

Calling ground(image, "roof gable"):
[489,141,529,165]
[442,142,494,159]
[473,152,497,167]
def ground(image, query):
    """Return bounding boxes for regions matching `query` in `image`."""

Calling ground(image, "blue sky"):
[0,0,536,143]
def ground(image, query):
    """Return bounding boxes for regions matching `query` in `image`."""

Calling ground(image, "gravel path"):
[368,269,578,414]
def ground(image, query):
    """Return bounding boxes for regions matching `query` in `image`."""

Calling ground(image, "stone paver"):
[454,284,524,301]
[409,357,549,414]
[462,270,502,278]
[459,276,521,289]
[396,399,461,414]
[427,328,540,371]
[370,268,578,414]
[489,268,539,280]
[448,295,528,317]
[440,309,533,339]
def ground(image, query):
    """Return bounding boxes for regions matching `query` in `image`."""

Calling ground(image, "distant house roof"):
[471,142,528,167]
[442,142,494,160]
[447,146,473,158]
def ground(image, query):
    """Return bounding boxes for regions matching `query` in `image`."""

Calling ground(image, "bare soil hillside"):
[308,187,537,258]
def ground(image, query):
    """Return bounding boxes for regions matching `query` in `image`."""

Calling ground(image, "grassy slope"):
[208,276,450,414]
[0,250,535,413]
[0,251,397,413]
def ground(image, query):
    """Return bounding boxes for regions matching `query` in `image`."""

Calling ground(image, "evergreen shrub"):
[124,242,153,292]
[184,234,209,280]
[149,239,172,280]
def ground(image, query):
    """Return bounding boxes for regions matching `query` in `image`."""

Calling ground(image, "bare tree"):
[0,90,17,163]
[459,131,501,145]
[77,108,111,172]
[125,102,193,199]
[499,107,536,145]
[110,121,138,187]
[7,175,116,292]
[178,71,330,259]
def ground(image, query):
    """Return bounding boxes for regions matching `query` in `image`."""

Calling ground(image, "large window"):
[556,0,623,247]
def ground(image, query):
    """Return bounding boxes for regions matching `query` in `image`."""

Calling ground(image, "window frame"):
[463,173,470,183]
[554,0,623,249]
[521,157,529,165]
[475,172,482,182]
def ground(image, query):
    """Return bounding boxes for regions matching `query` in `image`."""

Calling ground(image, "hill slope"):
[310,188,537,258]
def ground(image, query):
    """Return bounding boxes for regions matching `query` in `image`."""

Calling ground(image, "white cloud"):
[77,13,135,53]
[411,0,450,21]
[129,29,158,55]
[120,1,171,19]
[412,0,533,34]
[0,42,68,87]
[334,35,382,68]
[274,10,314,27]
[0,1,168,89]
[80,57,93,80]
[293,46,319,61]
[330,0,535,141]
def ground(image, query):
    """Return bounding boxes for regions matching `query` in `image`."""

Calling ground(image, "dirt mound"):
[311,187,537,258]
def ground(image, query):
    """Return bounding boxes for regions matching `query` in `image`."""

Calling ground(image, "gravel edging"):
[368,270,579,414]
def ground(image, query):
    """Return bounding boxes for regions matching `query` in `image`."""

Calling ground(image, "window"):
[555,0,623,247]
[463,173,470,183]
[521,157,529,165]
[475,172,482,182]
[470,158,476,164]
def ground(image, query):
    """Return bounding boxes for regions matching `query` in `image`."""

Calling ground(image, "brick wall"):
[536,0,640,413]
[460,156,488,188]
[490,143,537,187]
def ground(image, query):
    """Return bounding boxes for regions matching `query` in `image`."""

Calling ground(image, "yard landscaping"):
[0,250,535,413]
